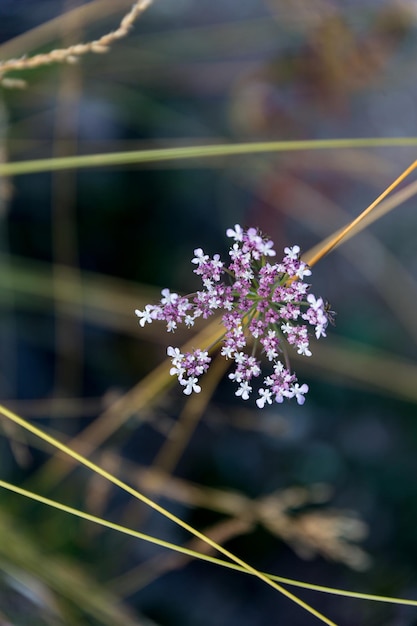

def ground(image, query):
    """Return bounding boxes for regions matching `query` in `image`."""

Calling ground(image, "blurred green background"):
[1,1,417,624]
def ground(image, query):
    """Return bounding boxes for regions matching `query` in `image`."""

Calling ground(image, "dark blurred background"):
[1,1,417,625]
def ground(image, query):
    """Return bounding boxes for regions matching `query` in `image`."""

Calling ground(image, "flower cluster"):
[135,225,331,407]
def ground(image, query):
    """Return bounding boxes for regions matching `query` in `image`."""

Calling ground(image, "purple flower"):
[136,226,333,406]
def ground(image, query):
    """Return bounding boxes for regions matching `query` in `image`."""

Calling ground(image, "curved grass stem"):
[303,159,417,267]
[0,402,337,626]
[1,138,417,176]
[1,477,416,610]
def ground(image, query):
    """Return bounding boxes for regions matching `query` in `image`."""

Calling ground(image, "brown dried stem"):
[0,0,153,87]
[303,158,417,267]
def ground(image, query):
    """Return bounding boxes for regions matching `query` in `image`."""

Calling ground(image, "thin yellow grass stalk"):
[303,159,417,266]
[0,403,337,626]
[1,478,417,610]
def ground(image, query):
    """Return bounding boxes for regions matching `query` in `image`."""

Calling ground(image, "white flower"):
[170,365,185,378]
[315,323,327,339]
[290,383,309,405]
[167,347,185,377]
[234,351,246,365]
[259,239,276,257]
[284,245,300,260]
[266,347,278,360]
[297,341,312,357]
[256,388,273,408]
[226,224,244,241]
[160,289,178,305]
[228,370,243,383]
[221,345,235,359]
[184,315,195,328]
[167,345,182,362]
[192,248,209,266]
[203,278,214,291]
[181,377,201,395]
[211,254,224,271]
[229,242,243,261]
[307,294,324,310]
[208,295,222,309]
[135,305,155,327]
[273,362,284,375]
[296,263,312,279]
[235,381,252,400]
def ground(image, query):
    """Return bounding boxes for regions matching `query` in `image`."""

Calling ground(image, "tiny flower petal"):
[235,381,252,400]
[226,224,244,241]
[135,305,155,327]
[256,388,273,408]
[181,377,201,395]
[160,289,179,305]
[192,248,209,265]
[291,383,309,405]
[284,245,300,260]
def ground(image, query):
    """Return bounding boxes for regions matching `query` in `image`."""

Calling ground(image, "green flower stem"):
[1,138,417,176]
